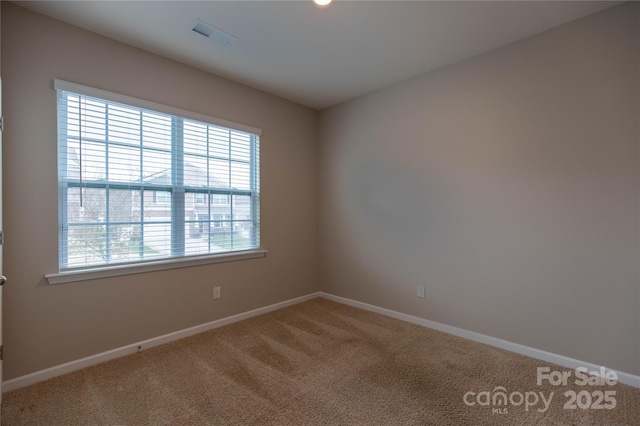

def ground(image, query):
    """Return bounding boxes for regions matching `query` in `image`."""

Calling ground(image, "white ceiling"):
[16,1,621,110]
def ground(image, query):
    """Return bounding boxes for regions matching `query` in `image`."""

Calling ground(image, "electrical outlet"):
[417,285,425,298]
[213,286,221,299]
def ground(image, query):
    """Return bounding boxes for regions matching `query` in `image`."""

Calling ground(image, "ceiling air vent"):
[192,20,236,46]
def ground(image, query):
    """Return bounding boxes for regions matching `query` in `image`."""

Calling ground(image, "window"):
[194,193,206,204]
[55,80,261,271]
[154,191,171,204]
[211,194,230,205]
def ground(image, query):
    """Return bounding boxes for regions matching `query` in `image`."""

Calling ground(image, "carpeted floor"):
[2,298,639,425]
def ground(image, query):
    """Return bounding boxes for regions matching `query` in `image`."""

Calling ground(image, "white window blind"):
[55,80,261,271]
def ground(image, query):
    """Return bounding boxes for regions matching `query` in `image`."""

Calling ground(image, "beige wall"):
[2,0,639,382]
[1,3,318,379]
[319,3,640,375]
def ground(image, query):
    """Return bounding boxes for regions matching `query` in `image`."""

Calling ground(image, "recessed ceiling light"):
[314,0,333,7]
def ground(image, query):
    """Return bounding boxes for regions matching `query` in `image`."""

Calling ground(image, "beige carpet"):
[2,298,639,425]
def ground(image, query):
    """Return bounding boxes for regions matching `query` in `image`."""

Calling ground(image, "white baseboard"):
[319,292,640,389]
[2,292,321,393]
[5,291,639,392]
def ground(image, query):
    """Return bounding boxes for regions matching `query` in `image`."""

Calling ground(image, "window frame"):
[155,191,172,204]
[46,80,265,284]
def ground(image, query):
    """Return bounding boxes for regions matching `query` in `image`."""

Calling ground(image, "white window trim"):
[51,79,263,281]
[45,249,267,285]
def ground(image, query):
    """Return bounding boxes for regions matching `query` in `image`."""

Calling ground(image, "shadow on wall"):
[347,158,471,256]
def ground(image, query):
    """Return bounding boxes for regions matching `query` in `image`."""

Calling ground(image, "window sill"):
[45,249,267,285]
